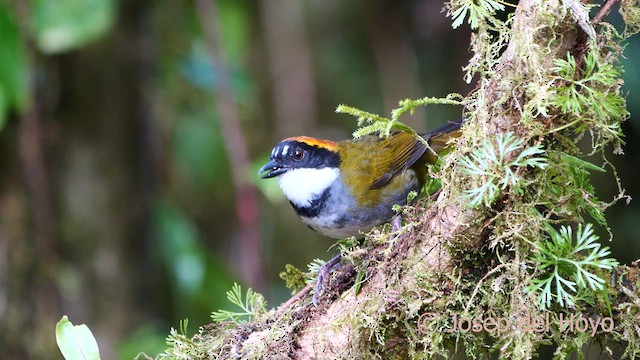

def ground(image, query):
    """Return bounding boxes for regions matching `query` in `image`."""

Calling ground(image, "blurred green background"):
[0,0,638,358]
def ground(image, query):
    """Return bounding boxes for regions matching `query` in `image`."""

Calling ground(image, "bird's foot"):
[312,253,342,306]
[391,215,402,234]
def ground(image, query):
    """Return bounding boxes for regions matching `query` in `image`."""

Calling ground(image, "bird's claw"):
[312,254,342,306]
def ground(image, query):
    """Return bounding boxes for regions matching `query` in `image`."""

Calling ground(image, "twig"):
[278,284,313,312]
[593,0,619,25]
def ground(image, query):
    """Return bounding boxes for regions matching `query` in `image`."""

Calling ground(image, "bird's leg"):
[391,215,402,234]
[311,214,408,306]
[312,253,342,306]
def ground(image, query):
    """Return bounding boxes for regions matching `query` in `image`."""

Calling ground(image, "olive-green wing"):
[369,119,463,189]
[369,132,427,189]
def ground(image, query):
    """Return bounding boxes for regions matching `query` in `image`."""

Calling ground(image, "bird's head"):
[259,136,342,207]
[259,136,341,178]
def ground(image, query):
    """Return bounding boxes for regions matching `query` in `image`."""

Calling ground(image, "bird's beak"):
[259,159,289,179]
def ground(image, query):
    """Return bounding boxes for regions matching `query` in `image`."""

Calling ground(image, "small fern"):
[211,283,266,324]
[460,132,547,207]
[447,0,505,29]
[550,49,627,148]
[161,319,196,359]
[526,223,619,309]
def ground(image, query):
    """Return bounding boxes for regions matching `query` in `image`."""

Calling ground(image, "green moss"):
[620,0,640,36]
[279,264,306,293]
[610,267,640,359]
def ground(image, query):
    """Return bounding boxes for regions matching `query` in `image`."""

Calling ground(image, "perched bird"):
[259,120,462,239]
[259,120,462,304]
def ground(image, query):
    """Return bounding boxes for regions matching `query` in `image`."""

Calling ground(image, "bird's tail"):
[422,118,463,162]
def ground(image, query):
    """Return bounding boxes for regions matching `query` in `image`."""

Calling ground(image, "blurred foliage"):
[31,0,116,53]
[117,323,167,360]
[153,199,236,307]
[0,4,28,129]
[0,0,116,127]
[172,110,228,194]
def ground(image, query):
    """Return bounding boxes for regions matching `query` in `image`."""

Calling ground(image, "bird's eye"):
[293,149,304,161]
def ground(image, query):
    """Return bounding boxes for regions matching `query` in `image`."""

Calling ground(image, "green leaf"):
[0,4,29,121]
[352,262,369,295]
[56,316,101,360]
[31,0,116,53]
[560,154,606,172]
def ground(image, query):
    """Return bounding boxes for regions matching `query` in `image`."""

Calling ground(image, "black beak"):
[259,159,289,179]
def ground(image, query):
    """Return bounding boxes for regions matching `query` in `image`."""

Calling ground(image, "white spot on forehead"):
[278,167,339,207]
[271,147,276,157]
[282,144,290,156]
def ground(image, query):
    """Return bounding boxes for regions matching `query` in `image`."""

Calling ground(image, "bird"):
[259,119,462,304]
[259,120,462,239]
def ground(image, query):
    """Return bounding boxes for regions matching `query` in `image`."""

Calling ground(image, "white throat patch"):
[277,167,339,207]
